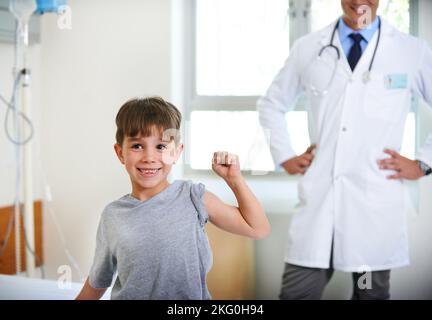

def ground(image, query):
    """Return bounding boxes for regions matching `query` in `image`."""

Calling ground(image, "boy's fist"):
[212,151,241,182]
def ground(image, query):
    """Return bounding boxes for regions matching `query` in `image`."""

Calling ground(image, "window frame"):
[183,0,420,176]
[184,0,278,114]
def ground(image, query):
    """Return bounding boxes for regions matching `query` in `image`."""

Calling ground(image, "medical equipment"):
[8,0,37,279]
[309,17,382,96]
[35,0,66,14]
[3,0,66,278]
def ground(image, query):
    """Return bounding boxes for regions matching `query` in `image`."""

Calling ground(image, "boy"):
[76,97,270,299]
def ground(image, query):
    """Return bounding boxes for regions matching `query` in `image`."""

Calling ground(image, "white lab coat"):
[258,18,432,272]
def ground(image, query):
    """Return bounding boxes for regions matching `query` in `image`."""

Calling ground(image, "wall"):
[38,0,172,281]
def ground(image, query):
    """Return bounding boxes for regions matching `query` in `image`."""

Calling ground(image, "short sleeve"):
[190,182,209,228]
[88,214,116,288]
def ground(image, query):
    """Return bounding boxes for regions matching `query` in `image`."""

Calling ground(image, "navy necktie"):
[348,33,363,71]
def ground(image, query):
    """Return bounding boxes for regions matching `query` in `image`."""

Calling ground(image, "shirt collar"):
[338,16,380,43]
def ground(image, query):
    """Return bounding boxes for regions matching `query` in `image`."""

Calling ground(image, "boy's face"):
[114,130,183,200]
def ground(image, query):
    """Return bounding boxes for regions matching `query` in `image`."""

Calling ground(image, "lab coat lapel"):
[315,18,395,82]
[333,31,353,77]
[318,21,351,79]
[318,23,339,63]
[335,18,395,78]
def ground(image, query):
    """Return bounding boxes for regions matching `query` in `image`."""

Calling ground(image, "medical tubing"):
[13,20,22,275]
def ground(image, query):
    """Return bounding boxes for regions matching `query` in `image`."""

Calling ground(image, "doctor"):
[258,0,432,299]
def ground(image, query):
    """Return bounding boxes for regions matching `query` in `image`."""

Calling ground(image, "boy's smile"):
[137,167,162,177]
[114,131,183,201]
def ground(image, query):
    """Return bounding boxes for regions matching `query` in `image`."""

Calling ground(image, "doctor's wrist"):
[416,160,432,176]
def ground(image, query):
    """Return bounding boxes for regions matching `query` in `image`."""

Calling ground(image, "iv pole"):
[9,0,37,277]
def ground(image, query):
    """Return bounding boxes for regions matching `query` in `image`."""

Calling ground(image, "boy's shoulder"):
[180,180,208,224]
[100,194,135,217]
[177,179,206,196]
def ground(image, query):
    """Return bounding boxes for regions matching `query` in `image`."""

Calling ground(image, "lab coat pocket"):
[363,73,409,124]
[365,170,404,207]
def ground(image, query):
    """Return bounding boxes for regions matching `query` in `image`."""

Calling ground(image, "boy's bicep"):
[203,191,254,237]
[204,191,232,220]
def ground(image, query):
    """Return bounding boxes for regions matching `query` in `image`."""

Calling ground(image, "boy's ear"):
[114,143,125,164]
[174,143,184,164]
[177,143,184,154]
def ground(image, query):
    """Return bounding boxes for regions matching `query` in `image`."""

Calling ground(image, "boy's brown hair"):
[115,96,182,146]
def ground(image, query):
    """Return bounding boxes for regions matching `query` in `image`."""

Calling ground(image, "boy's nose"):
[140,149,157,162]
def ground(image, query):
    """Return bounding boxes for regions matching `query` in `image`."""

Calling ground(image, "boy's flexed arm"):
[204,152,270,240]
[76,278,107,300]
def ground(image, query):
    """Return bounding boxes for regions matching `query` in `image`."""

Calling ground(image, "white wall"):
[38,0,173,281]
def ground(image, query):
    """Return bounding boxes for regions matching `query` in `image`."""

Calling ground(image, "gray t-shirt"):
[88,180,213,300]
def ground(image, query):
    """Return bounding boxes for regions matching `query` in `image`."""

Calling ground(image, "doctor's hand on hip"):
[281,145,316,175]
[378,149,425,180]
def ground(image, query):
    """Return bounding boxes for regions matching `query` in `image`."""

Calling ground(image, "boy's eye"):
[156,144,168,150]
[131,144,143,150]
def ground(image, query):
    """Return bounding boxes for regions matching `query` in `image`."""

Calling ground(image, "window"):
[186,0,417,172]
[187,0,289,172]
[195,0,289,96]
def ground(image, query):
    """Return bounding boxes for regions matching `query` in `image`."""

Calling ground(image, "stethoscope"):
[311,17,382,96]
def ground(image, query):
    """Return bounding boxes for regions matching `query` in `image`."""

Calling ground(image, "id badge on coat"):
[384,74,408,90]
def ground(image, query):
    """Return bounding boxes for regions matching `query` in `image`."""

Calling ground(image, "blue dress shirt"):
[338,16,380,58]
